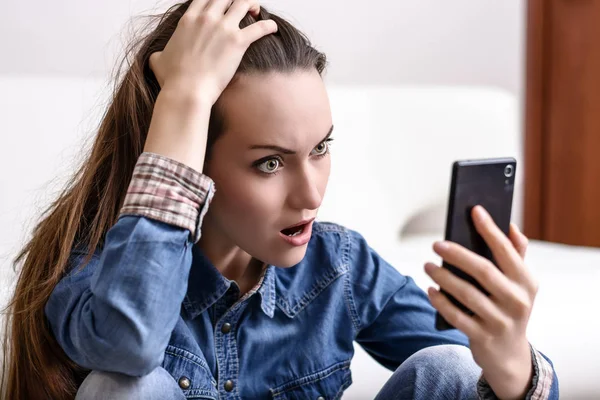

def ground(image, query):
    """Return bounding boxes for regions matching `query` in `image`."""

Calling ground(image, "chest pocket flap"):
[270,360,352,400]
[163,345,218,399]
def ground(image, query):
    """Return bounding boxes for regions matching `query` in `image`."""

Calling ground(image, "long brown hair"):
[1,2,326,399]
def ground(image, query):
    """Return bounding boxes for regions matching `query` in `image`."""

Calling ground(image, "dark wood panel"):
[545,0,600,246]
[523,0,547,239]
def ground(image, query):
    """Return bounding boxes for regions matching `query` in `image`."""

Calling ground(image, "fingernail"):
[434,241,449,252]
[424,263,437,274]
[474,205,486,222]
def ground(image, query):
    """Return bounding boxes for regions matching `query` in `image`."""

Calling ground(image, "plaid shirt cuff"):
[119,152,215,243]
[477,343,555,400]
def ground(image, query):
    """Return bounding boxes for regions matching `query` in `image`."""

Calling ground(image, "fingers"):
[431,241,536,316]
[509,223,528,260]
[186,0,212,16]
[507,224,539,295]
[427,287,484,340]
[187,0,260,20]
[472,207,538,295]
[432,241,513,300]
[185,0,273,45]
[471,205,524,279]
[225,0,261,21]
[240,19,278,44]
[425,263,509,332]
[204,0,235,15]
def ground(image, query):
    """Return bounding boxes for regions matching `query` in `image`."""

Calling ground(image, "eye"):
[256,158,281,174]
[311,139,331,156]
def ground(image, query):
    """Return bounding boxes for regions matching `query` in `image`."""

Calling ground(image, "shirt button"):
[178,376,191,389]
[317,397,325,400]
[221,322,232,334]
[224,379,235,392]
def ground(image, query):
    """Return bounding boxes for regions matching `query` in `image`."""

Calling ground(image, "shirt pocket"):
[162,345,218,399]
[269,360,352,400]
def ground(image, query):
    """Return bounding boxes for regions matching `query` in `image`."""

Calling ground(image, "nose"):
[288,163,324,211]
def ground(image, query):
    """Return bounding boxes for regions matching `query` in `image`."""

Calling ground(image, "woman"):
[2,0,558,399]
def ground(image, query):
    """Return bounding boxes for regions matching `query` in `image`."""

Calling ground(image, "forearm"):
[81,217,195,374]
[481,339,533,399]
[143,85,212,173]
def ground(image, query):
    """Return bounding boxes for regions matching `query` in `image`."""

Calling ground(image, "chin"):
[263,245,309,268]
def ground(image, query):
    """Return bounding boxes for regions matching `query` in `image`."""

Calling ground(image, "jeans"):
[75,345,481,400]
[374,345,481,400]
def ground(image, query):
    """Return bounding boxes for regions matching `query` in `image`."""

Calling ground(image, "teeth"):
[284,226,303,237]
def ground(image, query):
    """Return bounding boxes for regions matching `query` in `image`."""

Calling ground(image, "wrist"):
[161,79,218,108]
[483,340,533,399]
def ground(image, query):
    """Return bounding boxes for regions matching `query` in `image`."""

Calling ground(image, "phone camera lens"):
[504,164,514,178]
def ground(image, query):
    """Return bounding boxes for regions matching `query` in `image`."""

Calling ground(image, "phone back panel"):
[436,158,516,329]
[445,158,516,262]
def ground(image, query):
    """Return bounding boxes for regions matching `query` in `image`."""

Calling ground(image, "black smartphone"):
[435,157,517,331]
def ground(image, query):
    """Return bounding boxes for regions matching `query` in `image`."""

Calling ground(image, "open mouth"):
[279,218,315,246]
[280,224,306,237]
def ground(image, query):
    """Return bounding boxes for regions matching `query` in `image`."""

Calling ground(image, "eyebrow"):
[248,125,334,154]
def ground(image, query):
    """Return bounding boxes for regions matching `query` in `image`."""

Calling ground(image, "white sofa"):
[1,76,598,398]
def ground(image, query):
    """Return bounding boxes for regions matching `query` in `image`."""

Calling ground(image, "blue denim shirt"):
[45,152,558,399]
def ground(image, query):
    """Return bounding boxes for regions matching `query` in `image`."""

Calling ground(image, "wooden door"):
[524,0,600,247]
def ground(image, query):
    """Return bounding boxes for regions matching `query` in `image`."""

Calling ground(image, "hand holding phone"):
[435,158,516,330]
[423,158,541,399]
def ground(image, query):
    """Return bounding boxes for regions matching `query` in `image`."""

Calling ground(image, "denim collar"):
[182,244,276,320]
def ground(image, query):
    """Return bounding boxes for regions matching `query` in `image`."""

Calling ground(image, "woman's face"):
[203,70,333,268]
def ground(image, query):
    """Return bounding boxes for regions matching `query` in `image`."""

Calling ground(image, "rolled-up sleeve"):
[45,152,215,376]
[119,151,215,243]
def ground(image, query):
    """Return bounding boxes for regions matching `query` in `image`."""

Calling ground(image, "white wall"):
[269,1,526,96]
[0,0,528,274]
[0,0,528,390]
[0,0,526,95]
